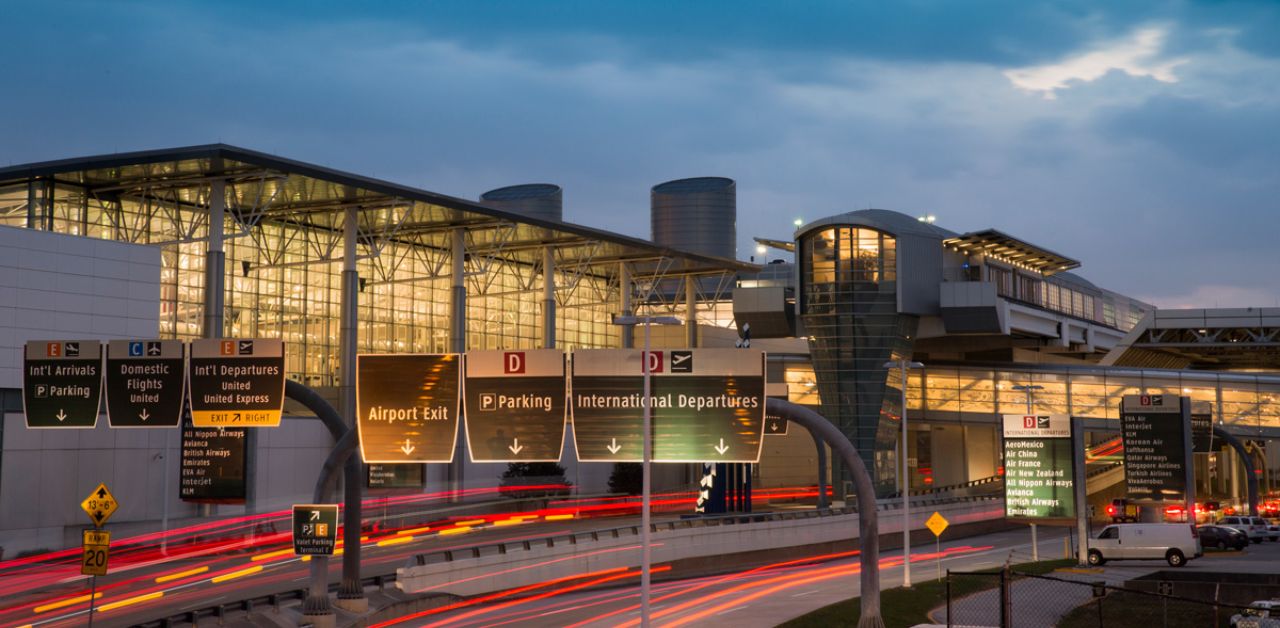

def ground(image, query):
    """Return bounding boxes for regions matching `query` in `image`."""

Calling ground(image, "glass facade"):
[799,225,913,495]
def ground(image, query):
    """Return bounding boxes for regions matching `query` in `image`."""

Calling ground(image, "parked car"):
[1087,523,1202,567]
[1198,524,1249,550]
[1218,515,1268,544]
[1253,517,1280,542]
[1107,498,1140,523]
[1231,600,1280,628]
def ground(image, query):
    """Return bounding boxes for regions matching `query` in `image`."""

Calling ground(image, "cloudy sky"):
[2,1,1277,308]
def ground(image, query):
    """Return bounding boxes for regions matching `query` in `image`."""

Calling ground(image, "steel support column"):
[684,275,697,348]
[619,262,634,349]
[336,206,366,611]
[448,229,466,499]
[543,246,556,349]
[201,177,227,518]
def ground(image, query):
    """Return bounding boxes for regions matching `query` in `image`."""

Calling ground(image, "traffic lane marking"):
[32,592,102,614]
[95,591,164,613]
[154,565,210,583]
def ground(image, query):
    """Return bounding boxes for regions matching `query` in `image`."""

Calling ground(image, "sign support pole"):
[640,322,653,628]
[86,574,97,628]
[1072,417,1089,565]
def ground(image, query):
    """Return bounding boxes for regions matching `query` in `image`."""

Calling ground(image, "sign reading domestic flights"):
[1190,400,1215,454]
[292,504,339,556]
[23,340,103,429]
[105,340,186,428]
[571,349,767,463]
[357,354,461,463]
[1002,414,1076,521]
[1121,395,1192,503]
[367,464,426,489]
[81,529,111,576]
[464,350,567,462]
[188,339,285,427]
[80,482,119,527]
[180,413,248,503]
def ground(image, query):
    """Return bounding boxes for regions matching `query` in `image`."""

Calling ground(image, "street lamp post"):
[883,359,924,589]
[1012,383,1045,561]
[612,314,680,628]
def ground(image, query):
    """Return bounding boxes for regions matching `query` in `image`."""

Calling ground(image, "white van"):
[1087,523,1202,567]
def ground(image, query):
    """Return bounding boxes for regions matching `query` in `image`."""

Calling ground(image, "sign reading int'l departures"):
[357,354,461,463]
[105,340,186,428]
[188,339,285,427]
[571,349,767,463]
[23,340,103,429]
[464,350,567,462]
[1120,394,1193,503]
[180,410,247,503]
[292,504,339,556]
[1003,414,1076,521]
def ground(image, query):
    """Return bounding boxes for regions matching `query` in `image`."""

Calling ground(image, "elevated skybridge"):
[1103,307,1280,370]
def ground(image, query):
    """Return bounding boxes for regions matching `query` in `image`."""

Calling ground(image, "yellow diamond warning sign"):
[926,511,949,537]
[80,483,119,527]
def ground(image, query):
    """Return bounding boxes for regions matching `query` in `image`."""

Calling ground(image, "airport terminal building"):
[0,144,1276,552]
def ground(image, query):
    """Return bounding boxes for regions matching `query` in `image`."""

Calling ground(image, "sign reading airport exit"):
[188,339,285,427]
[23,340,103,429]
[357,354,461,463]
[464,350,567,463]
[105,339,185,428]
[571,349,767,463]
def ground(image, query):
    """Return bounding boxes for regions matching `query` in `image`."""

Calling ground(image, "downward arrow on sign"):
[714,438,729,455]
[139,408,151,422]
[400,439,416,456]
[56,409,67,422]
[508,438,523,455]
[606,438,622,454]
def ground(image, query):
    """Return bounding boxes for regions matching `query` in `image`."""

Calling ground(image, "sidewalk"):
[929,566,1154,627]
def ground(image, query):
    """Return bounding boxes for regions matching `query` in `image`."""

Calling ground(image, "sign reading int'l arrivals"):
[23,340,103,429]
[1120,394,1193,503]
[357,354,461,463]
[571,349,767,463]
[1002,414,1076,521]
[105,340,186,428]
[188,339,285,427]
[464,350,567,462]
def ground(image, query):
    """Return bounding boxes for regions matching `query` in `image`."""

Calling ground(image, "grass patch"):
[780,558,1075,628]
[1057,590,1231,628]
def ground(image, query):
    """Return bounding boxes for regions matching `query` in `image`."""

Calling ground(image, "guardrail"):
[132,572,401,628]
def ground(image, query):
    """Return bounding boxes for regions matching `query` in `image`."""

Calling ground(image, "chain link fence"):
[941,567,1260,627]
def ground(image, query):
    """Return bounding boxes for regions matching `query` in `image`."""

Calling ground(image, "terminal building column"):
[619,262,633,349]
[202,176,227,518]
[542,246,556,349]
[684,275,697,348]
[449,228,466,499]
[337,205,366,610]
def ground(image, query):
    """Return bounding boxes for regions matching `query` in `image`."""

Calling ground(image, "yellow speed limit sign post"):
[926,511,949,581]
[82,529,110,576]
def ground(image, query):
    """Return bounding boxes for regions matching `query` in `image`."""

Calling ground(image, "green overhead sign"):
[1003,414,1076,521]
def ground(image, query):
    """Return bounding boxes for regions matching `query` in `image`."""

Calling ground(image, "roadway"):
[0,486,812,627]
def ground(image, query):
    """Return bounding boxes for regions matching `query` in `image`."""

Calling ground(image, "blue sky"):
[2,1,1278,307]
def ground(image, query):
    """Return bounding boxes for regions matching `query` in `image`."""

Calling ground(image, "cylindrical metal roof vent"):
[480,183,563,223]
[650,177,736,259]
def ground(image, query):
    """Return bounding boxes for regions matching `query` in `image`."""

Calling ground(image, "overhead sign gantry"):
[570,349,767,463]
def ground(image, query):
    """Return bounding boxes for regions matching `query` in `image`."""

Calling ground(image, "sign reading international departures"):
[105,340,186,428]
[1003,414,1076,521]
[464,350,567,462]
[23,340,103,429]
[1121,394,1193,503]
[571,349,767,463]
[357,354,461,463]
[188,339,285,427]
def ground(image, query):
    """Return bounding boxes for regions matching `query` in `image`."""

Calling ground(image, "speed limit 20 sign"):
[81,529,111,576]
